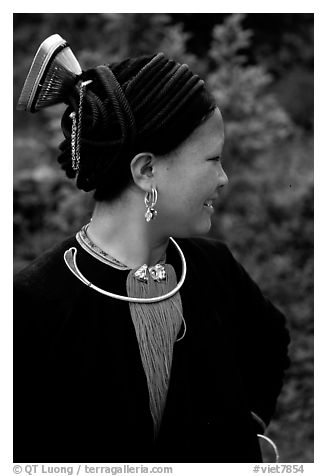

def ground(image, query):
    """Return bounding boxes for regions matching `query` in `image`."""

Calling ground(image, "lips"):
[203,195,218,208]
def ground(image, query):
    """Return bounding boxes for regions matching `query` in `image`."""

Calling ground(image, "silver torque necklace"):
[63,233,187,304]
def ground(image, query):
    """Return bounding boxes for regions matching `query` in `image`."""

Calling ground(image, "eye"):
[209,156,221,162]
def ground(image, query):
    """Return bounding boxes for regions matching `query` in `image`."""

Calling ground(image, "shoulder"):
[175,236,267,299]
[175,236,238,275]
[14,235,79,301]
[176,235,230,256]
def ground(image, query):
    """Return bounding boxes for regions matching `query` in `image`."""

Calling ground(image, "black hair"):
[58,52,217,202]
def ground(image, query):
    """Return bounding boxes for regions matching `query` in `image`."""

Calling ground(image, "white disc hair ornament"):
[17,34,82,112]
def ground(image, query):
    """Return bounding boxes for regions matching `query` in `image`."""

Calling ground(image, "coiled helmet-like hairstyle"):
[17,34,217,202]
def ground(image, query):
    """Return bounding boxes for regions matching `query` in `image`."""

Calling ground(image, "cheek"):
[158,165,210,213]
[170,185,205,217]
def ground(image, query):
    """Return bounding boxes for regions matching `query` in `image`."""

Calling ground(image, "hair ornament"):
[69,79,93,172]
[17,34,82,112]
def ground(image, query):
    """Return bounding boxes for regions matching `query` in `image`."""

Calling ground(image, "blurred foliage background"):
[13,13,313,462]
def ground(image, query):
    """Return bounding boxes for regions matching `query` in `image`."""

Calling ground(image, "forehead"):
[194,108,224,149]
[175,108,224,160]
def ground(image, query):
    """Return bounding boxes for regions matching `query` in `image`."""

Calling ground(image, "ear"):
[130,152,156,192]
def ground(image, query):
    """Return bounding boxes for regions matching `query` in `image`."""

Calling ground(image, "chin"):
[194,221,212,236]
[172,218,212,239]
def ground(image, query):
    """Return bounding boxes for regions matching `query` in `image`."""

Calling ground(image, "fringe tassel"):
[126,264,184,437]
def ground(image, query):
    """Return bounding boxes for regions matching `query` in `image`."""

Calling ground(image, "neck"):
[87,189,169,269]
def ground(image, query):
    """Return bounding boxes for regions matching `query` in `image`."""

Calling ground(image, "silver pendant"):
[134,263,166,282]
[145,207,158,222]
[134,264,149,282]
[149,264,166,282]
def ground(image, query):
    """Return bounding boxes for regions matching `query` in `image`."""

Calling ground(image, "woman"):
[14,34,290,463]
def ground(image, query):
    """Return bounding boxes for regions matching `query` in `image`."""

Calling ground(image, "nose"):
[217,164,229,188]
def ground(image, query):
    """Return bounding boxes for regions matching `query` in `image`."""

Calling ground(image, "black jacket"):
[14,235,290,463]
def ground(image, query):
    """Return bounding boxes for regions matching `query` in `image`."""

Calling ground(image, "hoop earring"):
[144,187,158,222]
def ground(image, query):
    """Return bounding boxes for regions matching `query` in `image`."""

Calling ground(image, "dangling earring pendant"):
[144,187,158,222]
[145,207,157,222]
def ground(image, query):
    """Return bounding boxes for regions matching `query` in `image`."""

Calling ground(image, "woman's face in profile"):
[154,107,228,238]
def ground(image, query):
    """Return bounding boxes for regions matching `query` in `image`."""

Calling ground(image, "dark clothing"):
[14,236,290,463]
